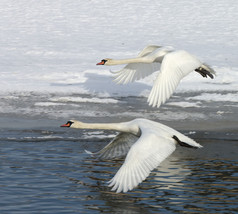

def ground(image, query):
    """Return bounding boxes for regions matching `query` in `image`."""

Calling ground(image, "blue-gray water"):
[1,107,238,213]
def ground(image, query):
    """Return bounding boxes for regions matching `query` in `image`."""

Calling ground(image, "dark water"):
[1,126,238,214]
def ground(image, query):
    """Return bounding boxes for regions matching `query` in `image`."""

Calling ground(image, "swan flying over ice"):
[61,118,202,193]
[97,45,215,108]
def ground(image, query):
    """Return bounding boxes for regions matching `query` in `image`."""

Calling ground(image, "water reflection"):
[78,147,238,213]
[1,134,237,213]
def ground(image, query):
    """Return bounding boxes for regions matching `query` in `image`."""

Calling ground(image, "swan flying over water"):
[97,45,215,108]
[61,118,202,193]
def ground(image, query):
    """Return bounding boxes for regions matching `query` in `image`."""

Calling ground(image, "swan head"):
[61,120,83,128]
[60,120,75,128]
[96,58,112,65]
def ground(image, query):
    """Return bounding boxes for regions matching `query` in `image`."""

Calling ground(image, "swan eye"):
[61,121,74,127]
[67,121,74,126]
[97,59,107,65]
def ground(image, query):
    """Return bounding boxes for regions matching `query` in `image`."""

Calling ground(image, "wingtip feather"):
[85,149,93,155]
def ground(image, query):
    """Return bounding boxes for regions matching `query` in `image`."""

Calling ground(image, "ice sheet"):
[0,0,237,109]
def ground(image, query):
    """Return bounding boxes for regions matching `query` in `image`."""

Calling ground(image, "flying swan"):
[61,118,202,193]
[97,45,215,108]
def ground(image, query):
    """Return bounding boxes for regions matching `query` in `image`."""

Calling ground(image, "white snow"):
[187,93,238,102]
[0,0,237,105]
[49,96,119,104]
[34,102,67,107]
[167,101,201,108]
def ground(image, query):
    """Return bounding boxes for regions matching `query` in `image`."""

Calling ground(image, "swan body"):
[97,45,215,108]
[61,118,202,193]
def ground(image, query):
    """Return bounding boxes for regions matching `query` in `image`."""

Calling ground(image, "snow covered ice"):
[0,0,237,123]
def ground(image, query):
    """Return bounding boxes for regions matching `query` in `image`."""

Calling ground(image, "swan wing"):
[112,62,160,84]
[108,132,176,193]
[137,45,162,57]
[111,45,163,84]
[85,132,138,160]
[148,50,202,107]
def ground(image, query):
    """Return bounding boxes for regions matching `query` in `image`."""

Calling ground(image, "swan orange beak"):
[96,59,106,65]
[60,122,71,127]
[96,61,104,65]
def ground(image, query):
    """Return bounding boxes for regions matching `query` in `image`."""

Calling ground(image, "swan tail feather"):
[195,64,216,79]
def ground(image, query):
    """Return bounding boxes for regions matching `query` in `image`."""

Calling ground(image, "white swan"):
[61,118,202,193]
[97,45,215,108]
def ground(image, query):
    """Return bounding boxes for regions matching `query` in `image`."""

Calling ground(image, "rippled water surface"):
[1,127,237,214]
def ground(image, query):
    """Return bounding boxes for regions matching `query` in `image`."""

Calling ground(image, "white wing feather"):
[85,133,138,160]
[111,45,162,84]
[137,45,162,57]
[148,50,202,107]
[108,132,176,193]
[113,62,160,84]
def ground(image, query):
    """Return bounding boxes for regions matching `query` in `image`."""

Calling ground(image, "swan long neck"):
[72,121,140,135]
[107,57,147,65]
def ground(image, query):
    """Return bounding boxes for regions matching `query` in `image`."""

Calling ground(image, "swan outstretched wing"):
[85,133,138,160]
[148,50,202,108]
[137,45,162,57]
[108,133,176,193]
[112,62,160,84]
[111,45,162,84]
